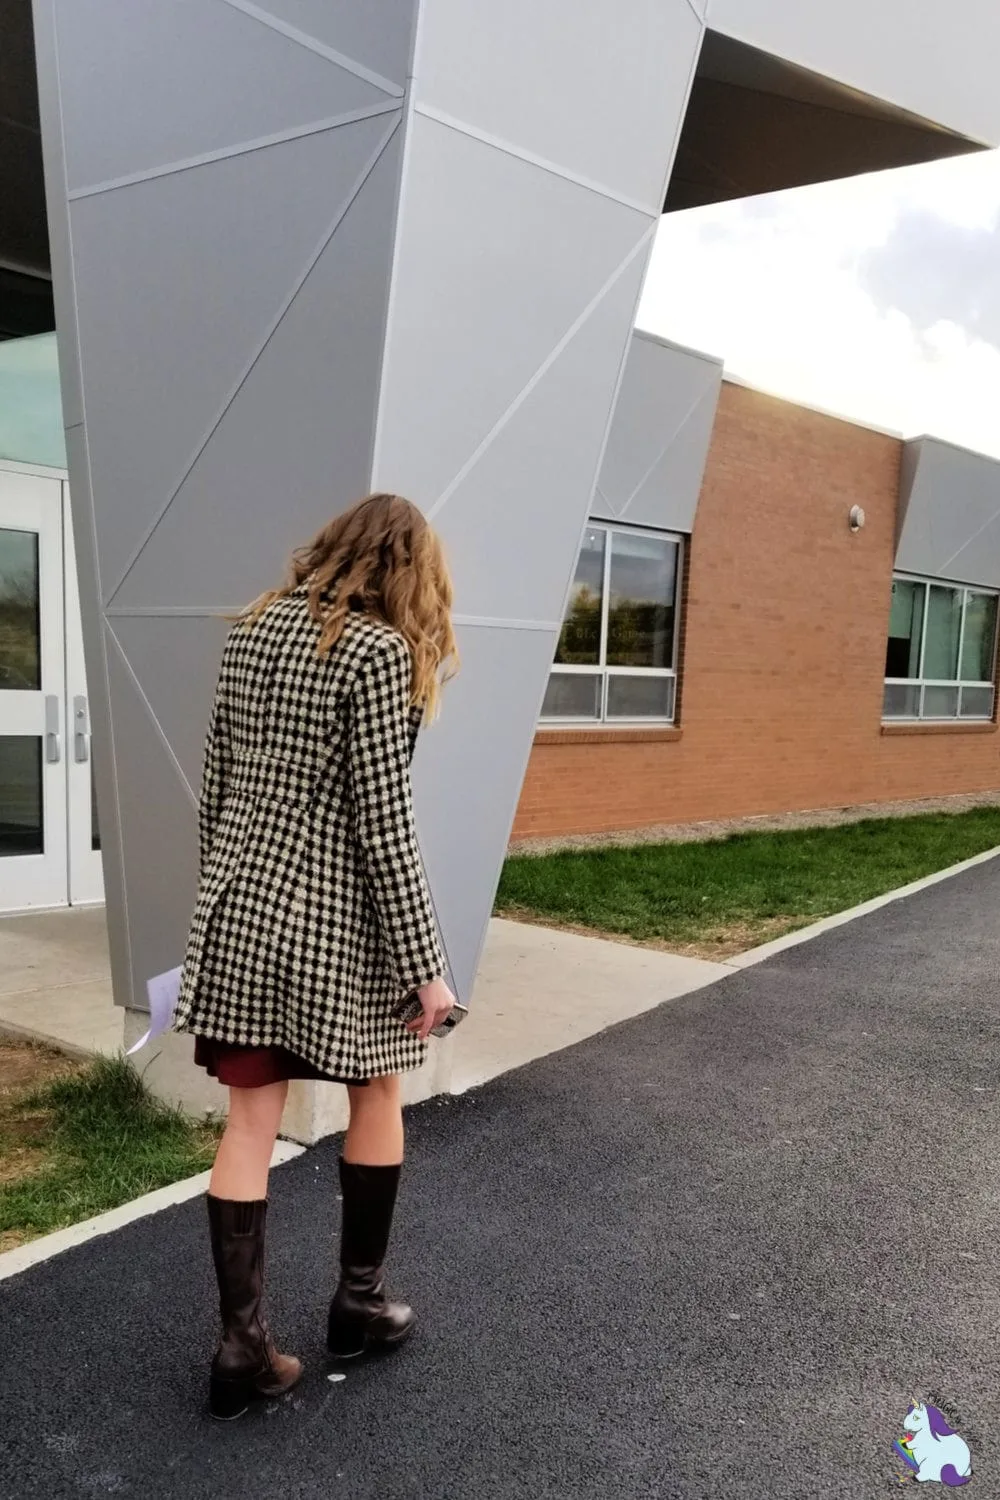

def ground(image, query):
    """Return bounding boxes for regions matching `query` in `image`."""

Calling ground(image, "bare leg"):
[344,1074,403,1165]
[210,1080,289,1200]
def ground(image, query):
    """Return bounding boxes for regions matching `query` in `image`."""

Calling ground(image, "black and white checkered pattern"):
[173,586,446,1081]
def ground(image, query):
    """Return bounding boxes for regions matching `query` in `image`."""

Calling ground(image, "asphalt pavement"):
[3,857,1000,1498]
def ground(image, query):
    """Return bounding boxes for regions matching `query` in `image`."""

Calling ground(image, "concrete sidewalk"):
[0,909,729,1138]
[4,855,1000,1496]
[0,907,121,1056]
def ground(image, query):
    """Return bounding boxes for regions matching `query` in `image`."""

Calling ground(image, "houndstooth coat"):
[172,585,446,1080]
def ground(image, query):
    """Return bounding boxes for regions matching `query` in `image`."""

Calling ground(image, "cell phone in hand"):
[392,992,469,1038]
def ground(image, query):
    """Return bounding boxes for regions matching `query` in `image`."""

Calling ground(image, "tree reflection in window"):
[554,528,605,665]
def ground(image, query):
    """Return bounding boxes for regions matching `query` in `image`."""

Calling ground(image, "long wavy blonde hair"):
[242,494,458,719]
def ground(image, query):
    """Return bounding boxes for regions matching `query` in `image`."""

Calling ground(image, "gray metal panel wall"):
[896,437,1000,591]
[35,0,704,1009]
[373,0,705,998]
[34,0,416,998]
[594,331,723,533]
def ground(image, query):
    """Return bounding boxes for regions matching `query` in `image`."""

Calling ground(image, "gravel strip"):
[509,788,1000,855]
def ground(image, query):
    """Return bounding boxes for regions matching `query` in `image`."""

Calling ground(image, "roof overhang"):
[667,31,986,212]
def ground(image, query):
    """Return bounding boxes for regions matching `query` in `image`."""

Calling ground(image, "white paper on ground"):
[126,966,183,1056]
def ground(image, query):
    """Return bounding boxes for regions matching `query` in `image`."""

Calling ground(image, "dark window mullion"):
[599,529,612,720]
[916,581,930,710]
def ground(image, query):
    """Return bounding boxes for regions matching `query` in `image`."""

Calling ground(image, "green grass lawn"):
[496,808,1000,957]
[0,1052,220,1250]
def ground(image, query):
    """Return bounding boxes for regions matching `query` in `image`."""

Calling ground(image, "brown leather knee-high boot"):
[206,1195,302,1419]
[326,1160,416,1358]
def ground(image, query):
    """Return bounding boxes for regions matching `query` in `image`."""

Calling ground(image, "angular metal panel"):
[61,424,131,1010]
[373,111,650,510]
[411,622,559,1001]
[415,0,703,208]
[599,332,723,532]
[433,249,652,623]
[104,631,200,1001]
[256,0,417,87]
[620,385,720,532]
[897,437,922,541]
[107,615,230,793]
[37,0,703,1023]
[113,124,404,610]
[896,437,1000,590]
[894,439,937,578]
[947,519,1000,590]
[54,0,390,191]
[588,485,619,524]
[921,450,995,577]
[70,116,398,601]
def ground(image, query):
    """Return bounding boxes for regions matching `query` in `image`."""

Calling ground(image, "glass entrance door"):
[0,469,68,909]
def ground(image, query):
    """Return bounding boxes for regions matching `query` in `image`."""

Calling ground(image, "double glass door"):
[0,464,103,910]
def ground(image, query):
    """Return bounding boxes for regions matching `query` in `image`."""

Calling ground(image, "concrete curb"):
[0,1139,304,1283]
[728,842,1000,969]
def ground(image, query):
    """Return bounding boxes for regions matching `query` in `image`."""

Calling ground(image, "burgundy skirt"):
[193,1036,369,1089]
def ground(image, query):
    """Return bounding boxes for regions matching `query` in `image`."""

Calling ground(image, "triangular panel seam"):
[217,0,405,98]
[414,103,660,217]
[427,223,657,523]
[105,622,198,809]
[592,482,620,517]
[618,380,719,521]
[941,504,1000,573]
[939,506,1000,575]
[69,101,401,201]
[104,113,402,607]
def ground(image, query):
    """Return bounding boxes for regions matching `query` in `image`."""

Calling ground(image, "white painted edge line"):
[0,1139,305,1283]
[727,843,1000,970]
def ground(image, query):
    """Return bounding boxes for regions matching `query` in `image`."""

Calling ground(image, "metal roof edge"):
[719,368,904,440]
[631,325,726,369]
[903,433,1000,469]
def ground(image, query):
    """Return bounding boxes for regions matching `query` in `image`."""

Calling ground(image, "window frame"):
[541,521,683,727]
[883,572,999,723]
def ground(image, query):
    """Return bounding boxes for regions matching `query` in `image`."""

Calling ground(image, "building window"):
[541,524,681,723]
[884,576,998,721]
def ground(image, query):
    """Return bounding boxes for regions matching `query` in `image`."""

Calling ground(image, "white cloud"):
[637,149,1000,457]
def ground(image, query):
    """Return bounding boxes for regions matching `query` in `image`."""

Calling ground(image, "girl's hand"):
[408,976,456,1040]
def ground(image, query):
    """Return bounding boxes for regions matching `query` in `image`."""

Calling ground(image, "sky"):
[636,147,1000,459]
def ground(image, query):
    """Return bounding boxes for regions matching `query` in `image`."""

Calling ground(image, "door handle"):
[74,695,90,763]
[44,695,61,764]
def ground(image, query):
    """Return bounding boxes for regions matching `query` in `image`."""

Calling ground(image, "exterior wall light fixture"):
[849,505,866,532]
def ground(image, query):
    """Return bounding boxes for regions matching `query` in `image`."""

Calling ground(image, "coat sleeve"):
[347,632,446,994]
[198,680,232,880]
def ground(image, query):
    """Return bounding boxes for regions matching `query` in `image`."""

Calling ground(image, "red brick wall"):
[513,382,1000,840]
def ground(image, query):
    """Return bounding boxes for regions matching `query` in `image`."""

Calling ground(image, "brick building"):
[514,333,1000,841]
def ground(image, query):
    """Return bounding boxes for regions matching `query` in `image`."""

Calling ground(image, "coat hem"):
[172,1017,428,1083]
